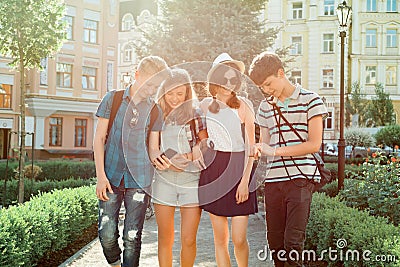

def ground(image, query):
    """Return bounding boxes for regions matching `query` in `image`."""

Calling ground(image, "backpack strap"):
[146,103,159,146]
[106,89,124,143]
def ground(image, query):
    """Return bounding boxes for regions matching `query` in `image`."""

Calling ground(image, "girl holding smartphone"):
[148,68,207,267]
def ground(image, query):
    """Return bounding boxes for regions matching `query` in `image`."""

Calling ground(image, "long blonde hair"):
[156,68,196,125]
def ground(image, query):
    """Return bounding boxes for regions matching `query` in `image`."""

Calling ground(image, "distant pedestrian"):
[198,53,258,267]
[148,68,208,267]
[94,56,169,267]
[249,51,328,267]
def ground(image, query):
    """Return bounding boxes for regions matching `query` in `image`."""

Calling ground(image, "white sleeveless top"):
[206,107,245,152]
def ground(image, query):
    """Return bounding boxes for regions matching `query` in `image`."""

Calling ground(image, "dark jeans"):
[98,182,150,267]
[264,179,314,267]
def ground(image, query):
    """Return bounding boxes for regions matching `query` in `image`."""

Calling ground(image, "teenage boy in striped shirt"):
[249,51,327,267]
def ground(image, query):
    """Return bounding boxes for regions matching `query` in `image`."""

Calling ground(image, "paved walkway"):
[62,205,274,267]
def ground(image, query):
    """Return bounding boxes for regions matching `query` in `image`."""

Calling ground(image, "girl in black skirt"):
[198,53,258,267]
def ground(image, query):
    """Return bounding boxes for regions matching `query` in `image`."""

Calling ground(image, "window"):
[366,29,377,47]
[323,33,334,53]
[122,13,134,31]
[292,2,303,19]
[366,66,377,84]
[56,63,72,88]
[323,111,333,130]
[83,19,97,44]
[82,67,96,90]
[324,0,335,15]
[387,0,397,12]
[124,46,133,62]
[367,0,377,12]
[40,58,48,86]
[63,15,73,40]
[290,71,302,85]
[75,119,87,147]
[290,36,302,55]
[49,117,62,146]
[387,29,397,47]
[322,69,334,88]
[0,84,12,109]
[386,66,397,85]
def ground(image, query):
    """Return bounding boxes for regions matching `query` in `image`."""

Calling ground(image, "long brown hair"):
[156,68,196,124]
[208,62,241,113]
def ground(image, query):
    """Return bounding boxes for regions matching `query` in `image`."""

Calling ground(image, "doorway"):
[0,129,9,159]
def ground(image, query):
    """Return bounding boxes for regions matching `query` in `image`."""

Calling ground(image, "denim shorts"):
[152,169,200,207]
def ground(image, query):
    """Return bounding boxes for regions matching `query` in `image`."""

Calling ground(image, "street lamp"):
[321,96,326,162]
[122,72,131,88]
[336,1,352,191]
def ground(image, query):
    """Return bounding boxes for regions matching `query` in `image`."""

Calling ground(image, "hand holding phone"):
[161,148,178,159]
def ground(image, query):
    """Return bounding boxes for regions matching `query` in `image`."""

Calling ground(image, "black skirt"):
[198,151,258,217]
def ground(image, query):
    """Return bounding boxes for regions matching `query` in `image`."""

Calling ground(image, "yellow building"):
[350,0,400,123]
[0,0,119,160]
[264,0,400,141]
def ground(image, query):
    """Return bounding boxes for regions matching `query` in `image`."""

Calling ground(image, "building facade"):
[265,0,400,142]
[118,0,158,89]
[0,0,119,160]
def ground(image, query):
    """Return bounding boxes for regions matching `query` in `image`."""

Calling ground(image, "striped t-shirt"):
[256,84,328,183]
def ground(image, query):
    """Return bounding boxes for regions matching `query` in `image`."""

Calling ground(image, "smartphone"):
[155,148,178,165]
[162,148,178,159]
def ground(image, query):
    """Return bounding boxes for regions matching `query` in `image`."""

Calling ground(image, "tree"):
[375,125,400,150]
[345,128,375,156]
[345,81,368,127]
[365,83,395,127]
[135,0,288,69]
[0,0,66,203]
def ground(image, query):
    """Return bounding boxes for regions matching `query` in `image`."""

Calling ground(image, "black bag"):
[310,151,332,192]
[272,103,332,193]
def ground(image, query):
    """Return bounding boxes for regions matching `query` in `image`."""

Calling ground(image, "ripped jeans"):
[98,182,150,267]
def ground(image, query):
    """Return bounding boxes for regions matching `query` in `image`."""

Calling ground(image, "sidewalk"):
[61,206,274,267]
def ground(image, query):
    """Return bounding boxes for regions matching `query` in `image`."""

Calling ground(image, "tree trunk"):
[18,58,26,204]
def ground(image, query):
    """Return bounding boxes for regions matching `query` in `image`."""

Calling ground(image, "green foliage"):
[135,0,289,68]
[306,193,400,267]
[339,153,400,226]
[0,160,96,181]
[0,0,67,203]
[345,81,369,127]
[365,83,396,127]
[345,128,375,149]
[1,178,95,207]
[375,125,400,150]
[34,160,96,181]
[0,186,97,267]
[0,0,66,68]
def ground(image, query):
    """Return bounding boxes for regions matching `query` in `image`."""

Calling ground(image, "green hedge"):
[0,178,95,207]
[0,160,96,181]
[0,186,97,267]
[306,193,400,267]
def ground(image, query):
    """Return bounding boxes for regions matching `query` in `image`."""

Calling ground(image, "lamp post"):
[336,1,352,191]
[321,96,326,162]
[122,72,131,88]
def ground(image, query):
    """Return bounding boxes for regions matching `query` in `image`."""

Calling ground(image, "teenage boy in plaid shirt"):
[94,56,169,267]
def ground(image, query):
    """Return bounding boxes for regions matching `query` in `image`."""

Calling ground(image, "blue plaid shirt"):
[96,87,162,188]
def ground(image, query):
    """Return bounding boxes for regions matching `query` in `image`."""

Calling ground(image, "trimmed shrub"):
[0,160,96,181]
[0,178,95,207]
[0,186,97,267]
[306,193,400,267]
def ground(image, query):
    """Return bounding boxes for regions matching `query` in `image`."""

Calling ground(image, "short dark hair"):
[248,52,283,86]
